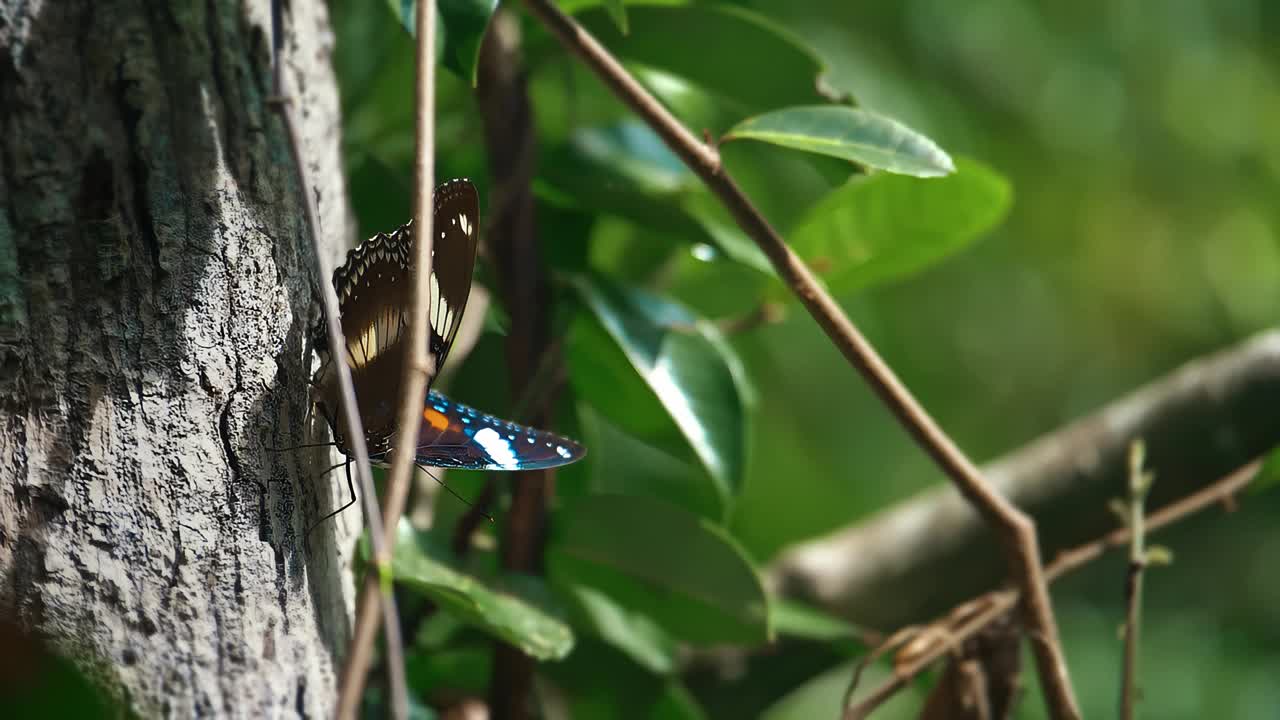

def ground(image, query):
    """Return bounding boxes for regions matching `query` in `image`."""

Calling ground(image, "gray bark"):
[0,0,357,716]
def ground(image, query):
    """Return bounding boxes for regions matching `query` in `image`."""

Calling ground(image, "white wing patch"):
[348,304,402,369]
[474,427,519,469]
[428,269,455,348]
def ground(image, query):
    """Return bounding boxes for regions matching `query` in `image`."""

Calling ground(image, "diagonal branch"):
[518,0,1079,715]
[335,0,439,717]
[267,2,406,718]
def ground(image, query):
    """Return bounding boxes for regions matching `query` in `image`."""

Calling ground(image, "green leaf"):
[603,0,629,34]
[547,494,770,645]
[541,638,709,719]
[384,0,498,85]
[388,521,574,660]
[573,2,841,132]
[724,106,955,178]
[1252,446,1280,494]
[576,402,723,520]
[770,599,866,645]
[483,302,510,336]
[540,123,700,235]
[540,123,778,275]
[789,156,1012,294]
[406,645,491,697]
[558,582,679,674]
[760,659,910,720]
[568,274,753,503]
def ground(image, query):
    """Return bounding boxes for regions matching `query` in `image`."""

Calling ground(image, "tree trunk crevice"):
[0,1,356,715]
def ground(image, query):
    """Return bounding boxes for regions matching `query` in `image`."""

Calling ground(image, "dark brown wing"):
[426,178,480,376]
[315,178,480,457]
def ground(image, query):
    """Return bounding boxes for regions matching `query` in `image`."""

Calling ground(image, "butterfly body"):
[313,178,585,478]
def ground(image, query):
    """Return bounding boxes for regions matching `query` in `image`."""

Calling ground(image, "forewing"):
[427,178,480,378]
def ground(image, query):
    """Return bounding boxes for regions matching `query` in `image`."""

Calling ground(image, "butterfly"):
[311,178,585,524]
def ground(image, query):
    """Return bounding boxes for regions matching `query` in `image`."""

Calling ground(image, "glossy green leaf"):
[724,106,955,178]
[790,156,1012,294]
[568,274,753,502]
[388,521,574,660]
[547,494,771,645]
[576,402,723,520]
[572,2,841,132]
[384,0,498,84]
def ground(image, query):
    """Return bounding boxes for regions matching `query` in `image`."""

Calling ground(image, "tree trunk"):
[0,0,356,716]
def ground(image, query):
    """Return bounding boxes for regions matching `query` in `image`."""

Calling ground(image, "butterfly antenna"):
[305,459,359,549]
[416,463,494,523]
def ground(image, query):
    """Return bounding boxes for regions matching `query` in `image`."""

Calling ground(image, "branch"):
[336,0,439,716]
[770,330,1280,627]
[268,3,406,719]
[845,459,1260,719]
[519,0,1078,715]
[476,10,553,719]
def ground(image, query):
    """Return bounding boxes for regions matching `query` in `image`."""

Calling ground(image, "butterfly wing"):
[427,178,480,377]
[414,390,586,470]
[315,178,480,457]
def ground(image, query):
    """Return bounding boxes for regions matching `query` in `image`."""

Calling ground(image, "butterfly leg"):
[305,459,359,549]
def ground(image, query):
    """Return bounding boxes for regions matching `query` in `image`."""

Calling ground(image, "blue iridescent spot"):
[433,404,447,413]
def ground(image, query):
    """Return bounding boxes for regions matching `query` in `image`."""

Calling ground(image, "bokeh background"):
[330,0,1280,716]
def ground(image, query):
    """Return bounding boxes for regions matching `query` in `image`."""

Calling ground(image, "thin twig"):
[335,0,439,717]
[267,4,406,719]
[518,1,1079,716]
[1120,442,1154,720]
[845,458,1260,719]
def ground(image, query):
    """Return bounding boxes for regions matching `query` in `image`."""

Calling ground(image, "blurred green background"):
[330,0,1280,717]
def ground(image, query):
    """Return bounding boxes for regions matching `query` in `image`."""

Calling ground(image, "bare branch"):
[770,330,1280,627]
[335,0,441,715]
[269,3,406,718]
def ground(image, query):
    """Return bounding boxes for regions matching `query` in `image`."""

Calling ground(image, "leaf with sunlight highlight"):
[789,157,1012,294]
[568,274,753,506]
[387,522,574,661]
[724,106,954,178]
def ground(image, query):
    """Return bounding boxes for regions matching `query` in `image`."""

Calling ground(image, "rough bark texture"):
[0,0,357,716]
